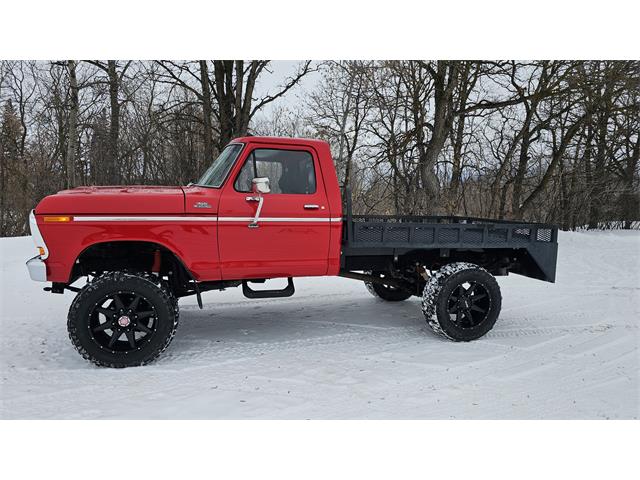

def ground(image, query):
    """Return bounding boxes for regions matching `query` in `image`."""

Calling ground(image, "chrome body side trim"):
[53,215,342,223]
[73,216,218,222]
[217,217,342,223]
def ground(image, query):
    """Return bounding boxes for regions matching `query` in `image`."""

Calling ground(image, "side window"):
[234,149,316,194]
[234,154,256,192]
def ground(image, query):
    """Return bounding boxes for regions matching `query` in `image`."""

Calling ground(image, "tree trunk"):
[199,61,214,166]
[213,61,232,148]
[338,66,354,189]
[448,61,476,214]
[0,141,4,236]
[511,109,534,219]
[622,134,640,228]
[107,60,120,184]
[65,60,79,189]
[421,61,458,212]
[520,116,586,217]
[588,110,609,228]
[449,113,465,214]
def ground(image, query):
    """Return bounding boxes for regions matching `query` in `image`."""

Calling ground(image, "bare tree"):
[1,60,638,237]
[86,60,132,184]
[306,61,371,192]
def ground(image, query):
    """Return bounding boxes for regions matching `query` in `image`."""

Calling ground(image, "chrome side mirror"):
[252,177,270,194]
[246,177,270,228]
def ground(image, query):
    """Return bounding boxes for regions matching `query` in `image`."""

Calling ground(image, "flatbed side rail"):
[344,215,557,248]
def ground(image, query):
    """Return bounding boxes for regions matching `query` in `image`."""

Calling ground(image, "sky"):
[252,60,322,116]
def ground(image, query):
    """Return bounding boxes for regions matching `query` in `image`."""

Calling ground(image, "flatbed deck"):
[341,214,559,282]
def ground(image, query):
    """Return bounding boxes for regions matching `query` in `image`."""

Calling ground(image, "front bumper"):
[26,256,47,282]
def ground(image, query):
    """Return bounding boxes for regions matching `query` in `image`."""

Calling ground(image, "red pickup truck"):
[26,136,558,367]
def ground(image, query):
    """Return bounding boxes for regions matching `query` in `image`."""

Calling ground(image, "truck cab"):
[183,137,343,280]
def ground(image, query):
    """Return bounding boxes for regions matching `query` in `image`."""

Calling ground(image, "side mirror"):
[252,177,270,194]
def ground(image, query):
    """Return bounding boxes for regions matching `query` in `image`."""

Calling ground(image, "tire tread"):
[421,262,499,341]
[67,271,179,368]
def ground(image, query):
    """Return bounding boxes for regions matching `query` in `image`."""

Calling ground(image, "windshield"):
[196,143,244,188]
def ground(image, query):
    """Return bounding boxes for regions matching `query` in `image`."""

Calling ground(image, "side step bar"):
[242,277,295,299]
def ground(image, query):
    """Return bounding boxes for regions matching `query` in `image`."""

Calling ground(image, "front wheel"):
[422,262,501,341]
[67,272,179,367]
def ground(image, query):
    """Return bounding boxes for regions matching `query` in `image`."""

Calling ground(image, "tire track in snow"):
[4,321,636,418]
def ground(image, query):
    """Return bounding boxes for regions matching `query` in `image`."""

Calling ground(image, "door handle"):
[304,204,320,210]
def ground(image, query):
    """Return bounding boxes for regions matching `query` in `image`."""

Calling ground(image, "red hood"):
[35,186,186,215]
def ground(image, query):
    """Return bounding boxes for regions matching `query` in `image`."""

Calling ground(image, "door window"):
[234,149,316,194]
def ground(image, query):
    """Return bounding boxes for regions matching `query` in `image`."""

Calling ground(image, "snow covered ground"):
[1,231,638,419]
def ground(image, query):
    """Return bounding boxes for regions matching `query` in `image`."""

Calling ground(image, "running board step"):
[242,277,295,299]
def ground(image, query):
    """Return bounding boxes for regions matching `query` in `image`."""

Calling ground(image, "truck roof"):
[232,136,330,149]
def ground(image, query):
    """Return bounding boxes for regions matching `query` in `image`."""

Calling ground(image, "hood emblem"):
[194,201,212,209]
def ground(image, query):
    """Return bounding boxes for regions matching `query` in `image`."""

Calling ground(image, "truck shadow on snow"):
[157,296,438,362]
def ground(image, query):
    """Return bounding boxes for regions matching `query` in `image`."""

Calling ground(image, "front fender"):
[36,216,220,282]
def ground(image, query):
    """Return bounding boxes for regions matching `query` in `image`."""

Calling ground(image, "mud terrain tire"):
[67,272,179,367]
[365,273,413,302]
[422,262,501,341]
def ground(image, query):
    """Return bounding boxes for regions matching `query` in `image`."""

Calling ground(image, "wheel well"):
[70,241,194,296]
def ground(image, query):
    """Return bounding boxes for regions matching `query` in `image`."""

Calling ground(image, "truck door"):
[217,144,332,280]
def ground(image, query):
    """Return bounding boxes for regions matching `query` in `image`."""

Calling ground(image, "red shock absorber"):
[151,249,162,274]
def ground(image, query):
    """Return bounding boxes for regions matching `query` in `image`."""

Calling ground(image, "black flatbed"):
[340,214,559,283]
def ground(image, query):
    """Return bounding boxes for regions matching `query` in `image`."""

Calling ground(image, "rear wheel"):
[67,272,179,367]
[365,272,413,302]
[422,262,501,341]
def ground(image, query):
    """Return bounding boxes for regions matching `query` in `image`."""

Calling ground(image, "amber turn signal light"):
[43,216,72,223]
[37,247,46,256]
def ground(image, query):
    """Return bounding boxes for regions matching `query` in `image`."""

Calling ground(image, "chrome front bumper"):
[26,256,47,282]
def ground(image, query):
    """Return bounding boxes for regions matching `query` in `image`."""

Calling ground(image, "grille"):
[536,228,552,242]
[355,225,383,242]
[386,226,409,243]
[438,228,460,243]
[488,228,508,243]
[462,228,484,243]
[413,227,435,243]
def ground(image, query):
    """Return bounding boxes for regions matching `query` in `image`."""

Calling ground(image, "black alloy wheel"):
[88,291,158,353]
[446,281,491,329]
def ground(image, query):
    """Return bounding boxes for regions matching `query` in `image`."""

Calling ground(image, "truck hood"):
[35,186,186,215]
